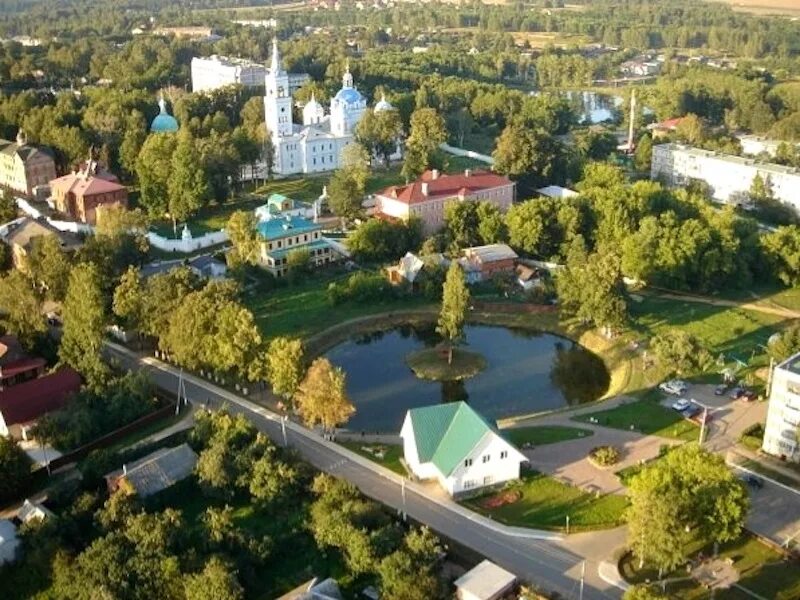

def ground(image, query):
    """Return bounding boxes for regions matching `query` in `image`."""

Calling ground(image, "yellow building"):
[0,131,56,199]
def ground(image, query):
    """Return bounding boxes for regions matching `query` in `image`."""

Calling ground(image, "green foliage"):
[627,444,749,572]
[328,167,365,221]
[436,262,470,356]
[225,210,261,269]
[588,445,620,466]
[25,234,71,301]
[0,190,17,223]
[768,322,800,362]
[327,271,395,305]
[59,263,109,389]
[356,107,403,166]
[346,217,423,263]
[649,329,713,376]
[184,557,244,600]
[762,225,800,286]
[264,337,305,401]
[136,132,178,218]
[34,372,157,451]
[378,528,444,600]
[0,269,45,349]
[0,436,32,504]
[634,133,653,172]
[295,358,354,431]
[623,585,669,600]
[444,200,507,249]
[492,123,564,195]
[168,131,209,229]
[404,107,447,178]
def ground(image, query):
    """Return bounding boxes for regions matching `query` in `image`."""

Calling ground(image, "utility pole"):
[175,368,187,416]
[281,415,288,447]
[401,478,407,522]
[699,405,709,445]
[566,515,570,535]
[579,560,585,600]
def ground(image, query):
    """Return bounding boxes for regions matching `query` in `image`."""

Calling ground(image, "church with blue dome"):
[150,94,179,134]
[264,40,399,175]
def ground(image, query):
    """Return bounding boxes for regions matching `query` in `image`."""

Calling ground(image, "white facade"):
[400,413,526,496]
[192,55,266,92]
[738,134,799,158]
[264,41,393,175]
[763,354,800,462]
[651,143,800,212]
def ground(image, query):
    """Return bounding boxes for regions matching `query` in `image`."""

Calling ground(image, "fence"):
[439,143,494,165]
[14,198,94,234]
[147,229,229,253]
[33,401,178,474]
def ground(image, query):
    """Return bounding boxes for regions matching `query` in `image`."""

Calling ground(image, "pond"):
[325,324,610,432]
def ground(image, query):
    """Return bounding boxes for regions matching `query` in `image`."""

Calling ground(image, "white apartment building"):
[737,134,799,158]
[762,353,800,462]
[651,143,800,212]
[191,54,309,93]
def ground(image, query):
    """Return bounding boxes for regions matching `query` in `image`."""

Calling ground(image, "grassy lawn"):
[502,425,594,447]
[572,393,699,442]
[104,411,186,453]
[338,441,406,476]
[405,347,487,381]
[243,271,431,341]
[463,471,629,532]
[620,533,800,599]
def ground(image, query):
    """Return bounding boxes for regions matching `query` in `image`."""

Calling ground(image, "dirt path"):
[645,290,800,319]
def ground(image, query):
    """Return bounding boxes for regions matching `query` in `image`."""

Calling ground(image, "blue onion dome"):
[334,87,365,105]
[150,95,179,133]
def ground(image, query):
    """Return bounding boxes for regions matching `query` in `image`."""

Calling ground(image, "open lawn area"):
[462,471,628,532]
[620,533,800,599]
[572,393,699,442]
[503,425,594,447]
[339,442,406,476]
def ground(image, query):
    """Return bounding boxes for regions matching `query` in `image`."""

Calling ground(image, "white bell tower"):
[264,39,293,139]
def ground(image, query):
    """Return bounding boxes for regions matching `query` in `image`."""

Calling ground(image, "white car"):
[671,398,692,412]
[658,380,689,396]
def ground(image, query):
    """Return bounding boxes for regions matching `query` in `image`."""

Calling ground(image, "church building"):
[264,39,396,175]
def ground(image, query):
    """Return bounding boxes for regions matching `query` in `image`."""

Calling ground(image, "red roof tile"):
[378,169,512,205]
[50,171,125,199]
[0,357,46,379]
[0,368,81,426]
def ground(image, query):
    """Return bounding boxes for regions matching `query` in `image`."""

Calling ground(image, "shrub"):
[327,272,395,305]
[589,445,620,466]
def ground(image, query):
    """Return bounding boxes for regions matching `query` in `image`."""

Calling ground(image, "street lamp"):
[691,398,714,445]
[401,478,407,522]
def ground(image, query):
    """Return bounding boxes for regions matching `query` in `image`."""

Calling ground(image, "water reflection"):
[325,324,610,432]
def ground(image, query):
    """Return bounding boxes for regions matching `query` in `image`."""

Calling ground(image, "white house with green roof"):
[400,402,526,496]
[257,213,339,277]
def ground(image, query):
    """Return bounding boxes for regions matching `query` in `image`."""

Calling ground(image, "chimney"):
[431,169,440,180]
[421,182,429,196]
[464,169,472,178]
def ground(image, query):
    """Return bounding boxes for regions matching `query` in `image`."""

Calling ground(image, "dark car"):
[741,474,764,489]
[729,386,745,400]
[714,384,728,396]
[682,405,702,419]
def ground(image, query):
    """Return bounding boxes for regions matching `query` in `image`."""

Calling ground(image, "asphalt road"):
[105,344,621,600]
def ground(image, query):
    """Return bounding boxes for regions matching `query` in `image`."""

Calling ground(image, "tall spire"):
[342,61,353,88]
[271,38,281,73]
[158,92,167,114]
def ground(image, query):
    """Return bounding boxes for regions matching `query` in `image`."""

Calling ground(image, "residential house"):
[454,560,517,600]
[257,214,339,277]
[0,335,46,389]
[0,217,82,270]
[399,401,527,496]
[0,519,19,565]
[0,131,56,200]
[255,193,314,222]
[105,444,198,497]
[375,169,515,235]
[646,117,687,140]
[276,577,343,600]
[762,352,800,462]
[387,252,425,285]
[458,244,518,283]
[140,254,227,280]
[0,367,82,440]
[516,264,542,291]
[17,499,54,524]
[536,185,578,199]
[49,160,128,225]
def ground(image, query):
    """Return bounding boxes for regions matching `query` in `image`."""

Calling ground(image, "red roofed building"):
[0,335,45,390]
[0,367,81,440]
[646,117,688,140]
[375,168,515,234]
[49,159,128,225]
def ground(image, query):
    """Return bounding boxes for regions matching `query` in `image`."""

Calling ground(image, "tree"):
[328,167,365,221]
[379,527,444,600]
[168,132,209,236]
[493,123,562,195]
[650,330,712,376]
[0,436,32,503]
[59,263,109,389]
[136,132,177,218]
[505,198,563,259]
[762,226,800,286]
[444,201,481,249]
[184,558,244,600]
[674,113,706,146]
[623,585,669,600]
[403,108,446,178]
[356,108,403,166]
[0,239,10,272]
[265,337,305,402]
[286,248,312,280]
[346,218,423,263]
[0,189,16,223]
[25,234,72,301]
[476,201,507,245]
[627,445,749,573]
[113,266,144,331]
[0,270,46,349]
[768,322,800,362]
[436,261,470,364]
[225,210,261,269]
[634,133,653,172]
[249,453,300,505]
[295,358,355,433]
[95,205,148,239]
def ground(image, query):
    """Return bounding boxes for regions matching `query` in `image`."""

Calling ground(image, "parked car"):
[659,380,689,396]
[682,405,702,419]
[729,386,745,399]
[741,474,764,489]
[714,384,728,396]
[671,398,692,412]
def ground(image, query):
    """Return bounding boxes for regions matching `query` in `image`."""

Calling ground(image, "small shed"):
[17,499,54,524]
[105,444,198,498]
[454,560,517,600]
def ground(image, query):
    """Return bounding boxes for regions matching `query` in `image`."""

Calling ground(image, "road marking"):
[726,460,800,497]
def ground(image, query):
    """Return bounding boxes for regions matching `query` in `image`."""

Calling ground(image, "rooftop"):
[50,161,126,198]
[777,352,800,376]
[192,54,265,68]
[1,217,80,251]
[106,444,198,498]
[657,143,800,176]
[536,185,579,199]
[378,169,512,206]
[257,214,321,241]
[406,402,495,477]
[463,243,518,264]
[454,560,517,600]
[0,368,82,426]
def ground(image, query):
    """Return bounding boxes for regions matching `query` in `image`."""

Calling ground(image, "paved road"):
[105,343,621,600]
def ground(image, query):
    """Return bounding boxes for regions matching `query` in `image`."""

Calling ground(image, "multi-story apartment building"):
[0,131,56,200]
[256,214,338,277]
[651,143,800,212]
[191,54,309,93]
[49,160,128,225]
[762,353,800,462]
[375,169,515,235]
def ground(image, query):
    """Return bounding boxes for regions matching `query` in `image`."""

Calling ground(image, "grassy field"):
[620,533,800,599]
[503,425,594,447]
[463,471,628,532]
[406,347,487,381]
[572,393,699,442]
[705,0,800,16]
[339,442,406,476]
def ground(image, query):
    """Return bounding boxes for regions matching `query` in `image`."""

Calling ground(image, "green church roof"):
[408,402,496,477]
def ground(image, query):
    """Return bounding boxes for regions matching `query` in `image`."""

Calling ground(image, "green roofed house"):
[256,213,341,277]
[400,402,527,497]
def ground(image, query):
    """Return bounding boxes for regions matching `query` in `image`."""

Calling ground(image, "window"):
[482,455,490,464]
[500,451,508,459]
[464,458,473,468]
[463,479,476,490]
[483,475,494,485]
